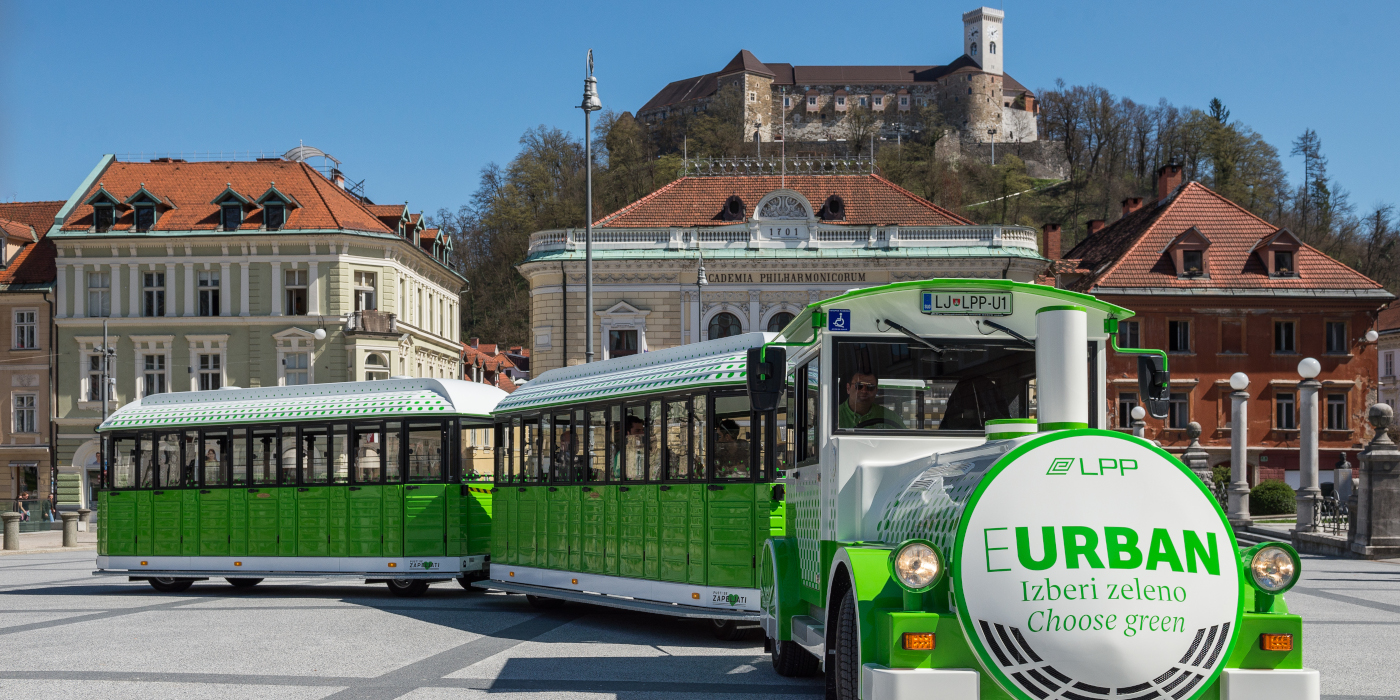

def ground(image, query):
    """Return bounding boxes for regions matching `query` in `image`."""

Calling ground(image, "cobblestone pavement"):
[0,551,1393,698]
[0,552,823,699]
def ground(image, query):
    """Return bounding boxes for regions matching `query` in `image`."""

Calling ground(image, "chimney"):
[1024,95,1036,113]
[469,337,479,348]
[1087,220,1105,236]
[1121,197,1143,215]
[1041,223,1062,260]
[1156,163,1183,201]
[332,169,346,189]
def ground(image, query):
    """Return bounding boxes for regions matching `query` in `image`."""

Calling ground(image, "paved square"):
[0,551,1394,698]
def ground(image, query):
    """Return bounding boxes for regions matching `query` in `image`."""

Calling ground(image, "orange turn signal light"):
[571,578,579,585]
[902,633,936,651]
[234,562,242,566]
[509,571,514,577]
[692,592,700,600]
[1260,633,1293,652]
[140,561,148,566]
[388,563,397,568]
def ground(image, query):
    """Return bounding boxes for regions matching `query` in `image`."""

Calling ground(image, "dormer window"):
[254,184,300,232]
[1165,226,1211,279]
[264,204,285,231]
[221,205,242,231]
[94,205,115,232]
[1182,250,1203,276]
[134,205,155,232]
[720,195,745,222]
[1256,228,1302,278]
[819,195,846,221]
[1274,250,1295,276]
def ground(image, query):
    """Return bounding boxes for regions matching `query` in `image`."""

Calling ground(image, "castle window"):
[808,96,816,106]
[783,96,791,108]
[836,96,845,106]
[874,96,882,107]
[748,92,756,102]
[970,41,978,55]
[990,41,996,54]
[968,87,973,95]
[859,97,867,107]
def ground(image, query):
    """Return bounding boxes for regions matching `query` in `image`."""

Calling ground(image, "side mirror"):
[747,346,787,412]
[1137,354,1170,419]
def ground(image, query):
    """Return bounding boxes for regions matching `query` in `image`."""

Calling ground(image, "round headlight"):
[890,541,944,592]
[1249,544,1299,593]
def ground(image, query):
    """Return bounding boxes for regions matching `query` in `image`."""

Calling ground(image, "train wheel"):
[525,594,565,609]
[770,633,819,677]
[387,579,430,597]
[456,576,480,591]
[831,588,861,700]
[226,578,263,589]
[148,578,194,593]
[710,619,753,641]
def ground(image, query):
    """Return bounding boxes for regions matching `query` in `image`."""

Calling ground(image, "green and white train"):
[93,378,505,596]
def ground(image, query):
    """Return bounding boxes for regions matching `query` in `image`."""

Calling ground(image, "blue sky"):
[2,0,1395,218]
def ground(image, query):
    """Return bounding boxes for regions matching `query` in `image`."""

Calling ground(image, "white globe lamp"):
[1130,405,1146,421]
[314,328,327,340]
[1366,329,1379,343]
[1297,357,1321,379]
[1229,372,1249,392]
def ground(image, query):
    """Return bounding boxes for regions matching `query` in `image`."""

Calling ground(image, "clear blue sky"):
[2,0,1395,218]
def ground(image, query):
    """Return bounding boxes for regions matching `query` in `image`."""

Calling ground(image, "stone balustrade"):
[527,223,1040,256]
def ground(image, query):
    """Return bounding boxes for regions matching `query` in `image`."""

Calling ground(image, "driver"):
[838,371,905,429]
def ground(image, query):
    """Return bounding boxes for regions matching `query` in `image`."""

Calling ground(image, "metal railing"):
[681,156,875,177]
[1308,495,1349,537]
[346,309,397,334]
[527,223,1041,255]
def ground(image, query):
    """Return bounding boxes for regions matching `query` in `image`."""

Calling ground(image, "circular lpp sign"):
[954,431,1240,700]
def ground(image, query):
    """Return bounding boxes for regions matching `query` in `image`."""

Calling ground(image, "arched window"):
[970,41,978,55]
[767,312,795,333]
[708,312,743,340]
[365,353,389,381]
[989,41,996,55]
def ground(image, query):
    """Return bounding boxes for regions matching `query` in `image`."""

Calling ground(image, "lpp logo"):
[1047,457,1140,476]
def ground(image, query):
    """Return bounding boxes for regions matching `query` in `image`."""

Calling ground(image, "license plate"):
[921,291,1012,315]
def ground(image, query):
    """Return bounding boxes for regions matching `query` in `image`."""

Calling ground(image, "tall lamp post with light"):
[1228,371,1253,526]
[1296,357,1323,530]
[579,51,602,363]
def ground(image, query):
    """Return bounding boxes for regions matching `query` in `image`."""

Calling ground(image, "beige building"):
[521,171,1046,374]
[0,201,63,513]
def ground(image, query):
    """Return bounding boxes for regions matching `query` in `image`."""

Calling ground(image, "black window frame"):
[221,204,242,231]
[264,203,285,231]
[1274,320,1297,354]
[1326,393,1348,431]
[1325,321,1347,355]
[1168,320,1191,353]
[134,204,156,232]
[1117,320,1140,349]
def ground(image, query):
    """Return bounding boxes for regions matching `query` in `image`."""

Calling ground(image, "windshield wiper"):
[979,320,1034,347]
[882,319,945,354]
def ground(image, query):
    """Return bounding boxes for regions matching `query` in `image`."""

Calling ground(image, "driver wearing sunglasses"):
[837,371,906,430]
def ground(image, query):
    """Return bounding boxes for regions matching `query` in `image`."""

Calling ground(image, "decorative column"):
[1352,404,1400,558]
[127,263,140,317]
[219,263,231,317]
[163,263,176,317]
[748,290,761,333]
[1182,422,1212,484]
[239,262,250,317]
[1296,358,1322,531]
[270,262,282,316]
[692,291,702,344]
[183,262,195,317]
[74,264,85,318]
[55,264,68,319]
[109,263,122,317]
[1228,372,1252,526]
[307,261,320,316]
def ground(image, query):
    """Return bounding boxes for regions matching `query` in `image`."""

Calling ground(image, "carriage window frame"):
[709,390,759,483]
[251,428,280,486]
[351,422,385,485]
[620,401,649,482]
[405,419,448,484]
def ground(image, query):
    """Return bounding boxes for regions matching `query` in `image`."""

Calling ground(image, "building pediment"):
[755,190,813,220]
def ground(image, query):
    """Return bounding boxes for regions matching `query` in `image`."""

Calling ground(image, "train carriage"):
[751,279,1316,700]
[93,378,506,596]
[476,333,789,638]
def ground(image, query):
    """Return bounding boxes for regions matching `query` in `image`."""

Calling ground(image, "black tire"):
[226,578,263,589]
[771,637,820,677]
[831,588,861,700]
[387,579,430,597]
[711,619,755,641]
[148,577,194,593]
[456,576,479,590]
[525,594,565,609]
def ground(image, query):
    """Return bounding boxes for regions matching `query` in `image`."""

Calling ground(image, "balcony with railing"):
[527,223,1041,257]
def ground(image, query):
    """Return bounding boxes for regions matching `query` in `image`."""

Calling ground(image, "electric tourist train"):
[93,378,506,596]
[91,279,1315,700]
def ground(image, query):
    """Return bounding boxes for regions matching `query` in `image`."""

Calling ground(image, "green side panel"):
[707,483,756,588]
[96,491,108,555]
[181,489,198,555]
[686,485,707,585]
[404,484,446,558]
[658,485,690,582]
[567,486,582,571]
[535,485,550,566]
[1228,613,1304,670]
[603,485,620,575]
[328,487,348,557]
[296,487,330,557]
[465,483,493,556]
[152,490,183,556]
[104,491,136,556]
[643,485,660,580]
[134,490,153,557]
[492,487,512,564]
[347,485,383,557]
[515,487,538,566]
[228,489,247,556]
[247,488,279,556]
[277,488,297,556]
[765,483,786,536]
[382,485,403,557]
[618,486,646,578]
[198,489,230,556]
[547,487,570,569]
[445,485,461,557]
[580,486,606,573]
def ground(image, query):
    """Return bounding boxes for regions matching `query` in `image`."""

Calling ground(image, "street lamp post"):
[695,245,708,342]
[1297,357,1323,530]
[988,128,997,165]
[1228,372,1253,526]
[579,51,602,363]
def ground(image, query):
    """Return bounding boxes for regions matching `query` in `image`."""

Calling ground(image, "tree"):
[1208,98,1230,124]
[1291,128,1325,237]
[844,104,880,156]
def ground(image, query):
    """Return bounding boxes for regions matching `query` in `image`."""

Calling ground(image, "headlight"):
[1246,544,1300,594]
[889,540,944,593]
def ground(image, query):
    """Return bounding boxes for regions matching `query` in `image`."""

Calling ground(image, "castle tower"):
[962,6,1003,76]
[718,50,776,142]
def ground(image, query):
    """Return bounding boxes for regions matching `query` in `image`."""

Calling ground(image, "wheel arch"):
[761,536,805,641]
[829,544,903,666]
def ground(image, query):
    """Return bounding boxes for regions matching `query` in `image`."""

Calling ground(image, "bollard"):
[1,512,20,550]
[61,512,79,547]
[77,508,91,533]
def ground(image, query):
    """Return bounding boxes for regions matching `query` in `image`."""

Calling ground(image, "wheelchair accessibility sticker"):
[828,309,851,332]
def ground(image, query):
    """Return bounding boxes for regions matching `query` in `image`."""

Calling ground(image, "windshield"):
[834,338,1035,433]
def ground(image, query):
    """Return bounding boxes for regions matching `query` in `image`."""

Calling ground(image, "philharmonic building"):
[520,167,1046,373]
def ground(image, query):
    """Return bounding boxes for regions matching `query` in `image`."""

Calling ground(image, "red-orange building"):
[1053,165,1394,487]
[461,338,529,394]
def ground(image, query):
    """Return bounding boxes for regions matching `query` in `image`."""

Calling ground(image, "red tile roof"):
[595,174,972,228]
[0,201,64,234]
[60,160,392,234]
[1061,181,1386,293]
[0,219,34,241]
[366,203,407,232]
[0,214,56,287]
[719,50,775,77]
[1379,301,1400,332]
